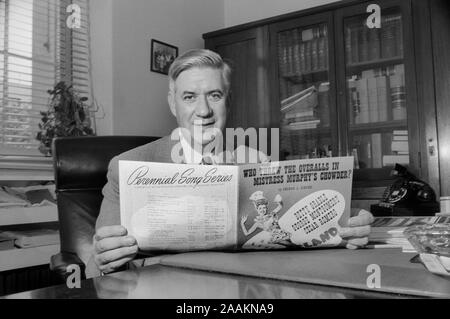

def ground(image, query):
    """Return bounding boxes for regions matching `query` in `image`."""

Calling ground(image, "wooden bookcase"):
[204,0,446,203]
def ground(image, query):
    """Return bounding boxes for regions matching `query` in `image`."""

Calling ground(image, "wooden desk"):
[3,249,450,299]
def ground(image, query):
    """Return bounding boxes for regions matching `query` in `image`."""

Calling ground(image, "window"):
[0,0,92,159]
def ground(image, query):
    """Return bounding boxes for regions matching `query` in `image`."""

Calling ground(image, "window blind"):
[0,0,92,158]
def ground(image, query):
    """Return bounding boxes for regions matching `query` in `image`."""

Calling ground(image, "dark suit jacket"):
[96,135,179,229]
[87,134,266,277]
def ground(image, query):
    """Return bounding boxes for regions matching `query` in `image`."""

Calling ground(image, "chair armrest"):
[50,252,86,283]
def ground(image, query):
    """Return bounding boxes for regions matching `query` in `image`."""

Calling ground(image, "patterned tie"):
[201,155,213,165]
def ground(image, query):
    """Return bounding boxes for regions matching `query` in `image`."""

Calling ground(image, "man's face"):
[168,67,227,146]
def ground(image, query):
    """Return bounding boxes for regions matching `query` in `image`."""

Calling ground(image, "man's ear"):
[168,91,176,117]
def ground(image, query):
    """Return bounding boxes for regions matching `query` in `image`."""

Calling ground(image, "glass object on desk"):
[344,8,409,169]
[277,24,332,160]
[405,224,450,258]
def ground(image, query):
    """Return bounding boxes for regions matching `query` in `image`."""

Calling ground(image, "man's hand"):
[339,209,374,249]
[93,225,138,274]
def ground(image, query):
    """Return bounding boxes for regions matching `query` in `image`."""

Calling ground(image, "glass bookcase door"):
[343,7,409,170]
[276,22,334,161]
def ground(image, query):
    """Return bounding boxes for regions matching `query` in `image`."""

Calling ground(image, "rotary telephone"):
[371,164,439,216]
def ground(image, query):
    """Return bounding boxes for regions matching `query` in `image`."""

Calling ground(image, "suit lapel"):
[153,135,185,163]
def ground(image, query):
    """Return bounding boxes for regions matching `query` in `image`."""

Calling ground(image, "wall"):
[224,0,340,27]
[91,0,343,136]
[91,0,224,136]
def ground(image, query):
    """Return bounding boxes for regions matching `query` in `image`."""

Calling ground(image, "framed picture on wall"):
[150,39,178,75]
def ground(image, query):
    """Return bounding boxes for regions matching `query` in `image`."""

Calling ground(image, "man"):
[86,49,374,278]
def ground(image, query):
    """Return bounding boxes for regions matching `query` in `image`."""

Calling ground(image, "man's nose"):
[195,95,212,117]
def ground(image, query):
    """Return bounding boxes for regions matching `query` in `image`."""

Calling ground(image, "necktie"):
[201,155,213,165]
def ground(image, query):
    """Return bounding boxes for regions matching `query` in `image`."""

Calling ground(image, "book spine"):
[278,33,287,77]
[393,130,408,136]
[357,78,369,123]
[318,36,326,70]
[360,135,372,168]
[292,29,301,75]
[323,28,329,69]
[311,27,319,71]
[382,155,410,166]
[352,148,360,169]
[318,82,330,127]
[350,26,359,63]
[376,73,388,121]
[390,65,407,120]
[359,25,369,62]
[368,28,381,61]
[286,118,318,125]
[371,133,382,168]
[345,27,352,64]
[382,132,393,159]
[286,30,294,76]
[381,16,397,58]
[348,78,359,124]
[285,110,316,119]
[300,42,306,74]
[366,72,379,123]
[391,140,409,153]
[395,16,403,57]
[393,135,408,141]
[305,40,312,73]
[289,119,320,126]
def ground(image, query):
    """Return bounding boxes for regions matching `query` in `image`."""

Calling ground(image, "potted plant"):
[36,81,95,156]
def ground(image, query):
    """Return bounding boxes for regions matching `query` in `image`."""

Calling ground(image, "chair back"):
[52,136,158,263]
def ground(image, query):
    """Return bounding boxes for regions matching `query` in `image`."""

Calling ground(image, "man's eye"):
[209,92,223,101]
[183,95,195,102]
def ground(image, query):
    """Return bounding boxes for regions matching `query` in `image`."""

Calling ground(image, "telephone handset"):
[371,164,439,216]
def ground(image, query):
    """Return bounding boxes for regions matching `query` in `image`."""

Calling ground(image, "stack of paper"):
[0,228,60,248]
[369,216,450,253]
[281,86,320,130]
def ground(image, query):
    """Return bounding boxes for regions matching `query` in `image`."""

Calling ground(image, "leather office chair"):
[49,136,159,282]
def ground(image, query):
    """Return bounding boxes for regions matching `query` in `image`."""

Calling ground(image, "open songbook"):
[119,157,354,252]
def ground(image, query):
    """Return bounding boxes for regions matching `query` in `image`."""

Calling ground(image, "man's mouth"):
[194,120,215,127]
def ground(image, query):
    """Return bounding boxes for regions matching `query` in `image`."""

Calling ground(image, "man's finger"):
[347,209,374,227]
[95,225,128,241]
[99,255,136,274]
[95,245,138,267]
[346,236,369,247]
[95,236,136,253]
[339,225,371,238]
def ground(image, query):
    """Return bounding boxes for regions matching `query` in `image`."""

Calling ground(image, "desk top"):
[4,248,450,299]
[157,248,450,298]
[4,264,408,299]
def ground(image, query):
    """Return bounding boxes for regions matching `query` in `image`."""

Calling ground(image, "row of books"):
[348,64,406,124]
[278,25,328,77]
[353,131,409,169]
[345,14,403,65]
